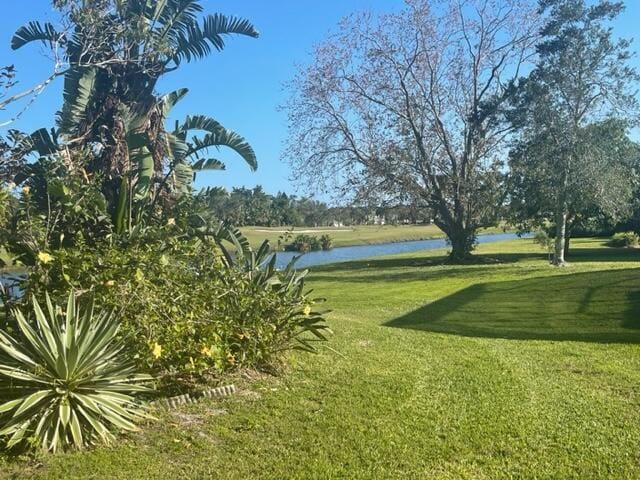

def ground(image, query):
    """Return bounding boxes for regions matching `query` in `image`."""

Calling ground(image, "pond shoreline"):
[273,232,528,269]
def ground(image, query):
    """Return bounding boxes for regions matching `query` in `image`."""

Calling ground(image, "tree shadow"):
[385,269,640,344]
[310,244,640,284]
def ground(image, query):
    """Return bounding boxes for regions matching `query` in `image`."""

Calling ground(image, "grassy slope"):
[3,238,640,479]
[240,224,508,249]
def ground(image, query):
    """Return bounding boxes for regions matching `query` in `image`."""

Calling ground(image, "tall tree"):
[509,119,638,256]
[510,0,638,265]
[11,0,259,232]
[285,0,539,262]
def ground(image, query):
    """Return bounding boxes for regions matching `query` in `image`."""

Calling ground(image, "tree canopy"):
[285,0,540,262]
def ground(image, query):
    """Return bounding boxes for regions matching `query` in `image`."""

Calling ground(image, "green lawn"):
[240,223,508,249]
[3,238,640,479]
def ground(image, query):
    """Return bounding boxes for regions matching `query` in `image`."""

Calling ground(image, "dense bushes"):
[0,190,331,452]
[8,230,330,392]
[609,231,640,248]
[0,0,332,454]
[285,234,333,253]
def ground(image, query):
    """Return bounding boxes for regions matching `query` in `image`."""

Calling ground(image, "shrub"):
[17,231,330,392]
[609,231,639,248]
[319,234,333,250]
[0,292,150,452]
[533,230,554,256]
[286,234,332,252]
[219,240,331,355]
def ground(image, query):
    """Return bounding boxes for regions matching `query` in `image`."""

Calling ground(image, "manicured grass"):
[240,223,508,249]
[3,238,640,479]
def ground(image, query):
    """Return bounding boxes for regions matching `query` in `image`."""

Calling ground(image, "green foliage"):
[608,231,639,248]
[284,234,334,253]
[319,234,333,250]
[9,0,260,236]
[0,292,150,452]
[533,230,554,261]
[508,0,639,265]
[2,157,112,267]
[16,227,330,392]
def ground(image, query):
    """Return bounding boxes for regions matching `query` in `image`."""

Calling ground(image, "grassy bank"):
[241,224,509,249]
[3,238,640,479]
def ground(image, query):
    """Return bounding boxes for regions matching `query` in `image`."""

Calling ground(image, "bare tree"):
[285,0,539,261]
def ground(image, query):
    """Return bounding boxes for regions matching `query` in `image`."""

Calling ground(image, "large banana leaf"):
[188,130,257,171]
[172,162,195,194]
[18,128,59,157]
[161,88,189,117]
[58,68,98,134]
[179,115,257,171]
[192,158,225,171]
[131,146,154,199]
[171,13,259,64]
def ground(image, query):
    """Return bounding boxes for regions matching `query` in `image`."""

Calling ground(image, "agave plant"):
[216,233,331,352]
[0,292,151,452]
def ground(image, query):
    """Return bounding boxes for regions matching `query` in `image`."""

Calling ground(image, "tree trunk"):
[564,232,571,258]
[553,158,570,266]
[553,209,567,266]
[447,227,475,263]
[563,217,573,258]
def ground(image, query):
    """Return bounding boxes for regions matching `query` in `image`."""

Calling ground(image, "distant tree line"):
[199,186,432,227]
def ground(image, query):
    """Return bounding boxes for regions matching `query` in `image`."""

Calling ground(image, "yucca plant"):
[0,292,151,452]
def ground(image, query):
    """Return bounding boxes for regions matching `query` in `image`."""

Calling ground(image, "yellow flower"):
[226,352,235,365]
[104,280,116,288]
[22,185,30,195]
[303,304,312,316]
[37,251,54,264]
[201,345,214,357]
[134,268,144,282]
[151,342,162,359]
[166,218,176,226]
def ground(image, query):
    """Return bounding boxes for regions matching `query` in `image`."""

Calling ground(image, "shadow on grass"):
[310,244,640,284]
[312,243,640,273]
[385,268,640,344]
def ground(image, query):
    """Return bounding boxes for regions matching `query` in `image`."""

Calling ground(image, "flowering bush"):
[16,231,329,392]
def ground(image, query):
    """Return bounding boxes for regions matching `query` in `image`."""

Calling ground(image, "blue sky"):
[1,0,639,197]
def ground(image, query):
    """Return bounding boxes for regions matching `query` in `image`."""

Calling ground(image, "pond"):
[273,232,526,269]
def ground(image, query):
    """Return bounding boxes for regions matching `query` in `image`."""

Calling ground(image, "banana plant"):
[11,0,260,235]
[0,292,151,452]
[12,0,259,149]
[162,92,258,193]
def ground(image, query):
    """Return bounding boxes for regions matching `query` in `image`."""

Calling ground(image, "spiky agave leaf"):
[0,292,151,452]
